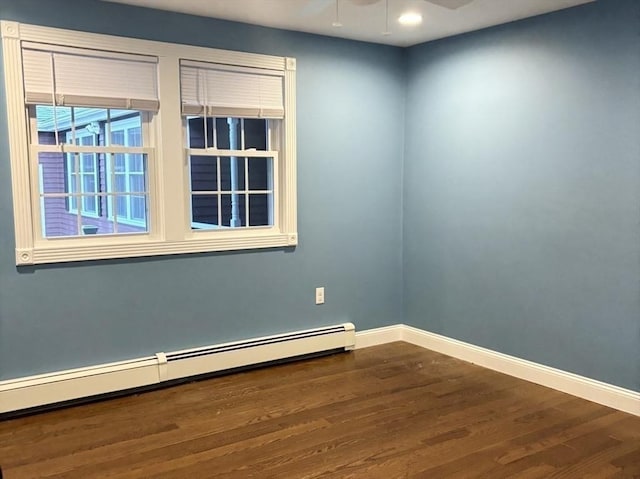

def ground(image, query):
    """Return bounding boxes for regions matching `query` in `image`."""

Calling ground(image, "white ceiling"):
[103,0,595,47]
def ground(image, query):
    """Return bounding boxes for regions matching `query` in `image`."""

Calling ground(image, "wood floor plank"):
[0,342,638,478]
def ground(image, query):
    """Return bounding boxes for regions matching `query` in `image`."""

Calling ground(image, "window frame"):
[1,21,297,265]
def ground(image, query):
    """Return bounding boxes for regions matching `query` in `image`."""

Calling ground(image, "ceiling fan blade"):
[425,0,474,10]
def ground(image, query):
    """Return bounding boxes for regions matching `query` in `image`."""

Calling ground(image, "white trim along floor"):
[355,324,640,417]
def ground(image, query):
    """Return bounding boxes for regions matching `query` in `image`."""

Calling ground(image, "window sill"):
[17,232,298,265]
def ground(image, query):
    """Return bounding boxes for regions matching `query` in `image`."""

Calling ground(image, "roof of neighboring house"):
[36,106,134,132]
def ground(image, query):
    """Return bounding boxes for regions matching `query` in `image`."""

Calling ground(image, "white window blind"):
[180,60,284,119]
[21,42,159,111]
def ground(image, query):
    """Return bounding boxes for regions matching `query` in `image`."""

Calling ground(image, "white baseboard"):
[0,323,355,414]
[355,324,639,417]
[2,324,637,417]
[400,325,639,417]
[354,324,403,349]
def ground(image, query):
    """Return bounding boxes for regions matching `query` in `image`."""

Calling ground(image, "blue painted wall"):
[1,0,638,393]
[404,0,640,391]
[0,0,405,379]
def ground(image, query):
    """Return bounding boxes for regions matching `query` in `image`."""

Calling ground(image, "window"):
[33,104,150,238]
[1,21,297,265]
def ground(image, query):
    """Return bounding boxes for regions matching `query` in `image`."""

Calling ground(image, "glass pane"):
[81,194,99,216]
[35,106,125,145]
[80,135,95,147]
[243,119,267,150]
[248,157,270,190]
[219,157,245,192]
[220,193,246,228]
[68,171,78,211]
[237,158,246,191]
[131,154,144,172]
[237,194,246,226]
[80,223,102,235]
[117,195,127,217]
[82,153,96,172]
[82,174,96,194]
[67,174,78,211]
[131,196,146,221]
[186,117,219,149]
[215,118,241,150]
[36,105,71,145]
[190,156,218,192]
[248,194,272,227]
[110,111,142,145]
[187,117,267,151]
[66,153,79,175]
[129,175,144,193]
[115,175,127,193]
[69,174,78,192]
[38,153,67,194]
[76,108,108,128]
[128,127,142,147]
[114,154,126,172]
[191,194,219,229]
[107,194,148,230]
[111,130,125,146]
[42,196,78,237]
[116,213,148,233]
[100,221,115,234]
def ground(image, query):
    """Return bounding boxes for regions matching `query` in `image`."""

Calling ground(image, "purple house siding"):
[39,132,74,236]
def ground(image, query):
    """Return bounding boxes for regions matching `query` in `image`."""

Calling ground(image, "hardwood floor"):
[1,342,639,478]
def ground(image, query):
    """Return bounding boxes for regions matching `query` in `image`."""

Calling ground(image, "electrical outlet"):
[315,287,325,305]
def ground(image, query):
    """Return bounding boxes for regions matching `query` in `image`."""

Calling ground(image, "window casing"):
[1,21,297,265]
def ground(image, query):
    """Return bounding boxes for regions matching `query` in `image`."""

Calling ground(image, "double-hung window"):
[180,61,285,230]
[23,39,157,241]
[1,21,297,265]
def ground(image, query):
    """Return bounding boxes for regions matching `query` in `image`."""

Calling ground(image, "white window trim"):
[1,21,297,266]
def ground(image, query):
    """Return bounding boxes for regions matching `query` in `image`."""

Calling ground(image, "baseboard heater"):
[0,323,356,415]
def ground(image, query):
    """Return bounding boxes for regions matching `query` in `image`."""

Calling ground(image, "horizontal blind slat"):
[21,41,158,63]
[180,59,284,76]
[180,63,284,119]
[22,44,159,111]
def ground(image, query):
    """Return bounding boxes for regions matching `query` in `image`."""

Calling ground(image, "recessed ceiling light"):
[398,12,423,26]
